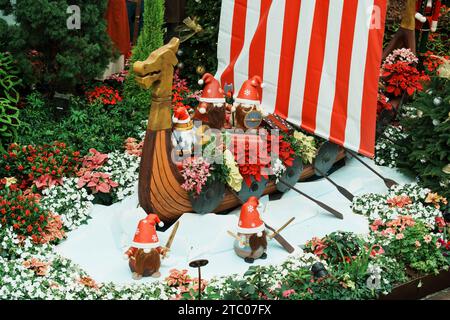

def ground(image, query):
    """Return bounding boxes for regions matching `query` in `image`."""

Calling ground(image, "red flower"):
[382,61,429,97]
[86,85,122,106]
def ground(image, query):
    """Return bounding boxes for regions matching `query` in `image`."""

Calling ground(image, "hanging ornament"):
[177,62,184,69]
[433,97,443,106]
[196,65,206,75]
[432,119,440,126]
[443,164,450,175]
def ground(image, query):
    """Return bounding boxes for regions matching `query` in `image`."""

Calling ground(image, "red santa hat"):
[237,196,265,236]
[172,106,191,124]
[131,218,160,252]
[198,73,225,113]
[234,75,265,106]
[145,213,164,227]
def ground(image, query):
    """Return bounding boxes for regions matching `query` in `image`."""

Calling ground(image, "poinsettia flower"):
[34,174,62,189]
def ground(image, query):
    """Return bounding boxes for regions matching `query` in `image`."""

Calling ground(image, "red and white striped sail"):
[216,0,387,157]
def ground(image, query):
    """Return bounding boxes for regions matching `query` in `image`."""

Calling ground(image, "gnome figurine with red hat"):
[171,105,196,156]
[233,196,269,263]
[233,76,266,129]
[196,73,226,129]
[124,214,167,280]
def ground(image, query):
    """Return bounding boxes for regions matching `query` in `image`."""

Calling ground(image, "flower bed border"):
[380,268,450,300]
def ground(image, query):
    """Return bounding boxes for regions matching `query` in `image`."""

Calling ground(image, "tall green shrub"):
[131,0,165,63]
[123,0,165,104]
[395,77,450,198]
[0,0,113,94]
[0,52,20,153]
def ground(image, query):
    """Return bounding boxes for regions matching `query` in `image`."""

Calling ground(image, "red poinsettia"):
[382,61,430,97]
[278,137,295,167]
[232,135,273,187]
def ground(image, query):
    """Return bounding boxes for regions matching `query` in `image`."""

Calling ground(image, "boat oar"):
[268,217,295,240]
[162,221,180,259]
[346,149,398,188]
[314,167,354,202]
[278,178,344,220]
[264,223,295,253]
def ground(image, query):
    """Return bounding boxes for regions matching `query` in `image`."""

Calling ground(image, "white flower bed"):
[41,178,95,231]
[352,184,441,228]
[100,151,140,202]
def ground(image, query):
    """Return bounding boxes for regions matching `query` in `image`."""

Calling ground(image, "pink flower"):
[370,244,385,257]
[381,227,396,237]
[282,289,296,298]
[77,171,118,194]
[435,217,446,229]
[423,235,432,244]
[415,240,421,248]
[396,233,404,240]
[370,219,384,231]
[180,157,211,196]
[124,138,144,157]
[387,195,412,208]
[436,241,442,249]
[34,174,62,189]
[82,148,108,171]
[165,269,192,287]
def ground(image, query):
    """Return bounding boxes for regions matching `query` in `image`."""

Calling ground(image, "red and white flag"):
[216,0,387,157]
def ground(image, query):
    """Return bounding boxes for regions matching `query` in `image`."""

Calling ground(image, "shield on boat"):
[276,156,304,193]
[235,176,268,203]
[314,142,340,177]
[190,180,226,214]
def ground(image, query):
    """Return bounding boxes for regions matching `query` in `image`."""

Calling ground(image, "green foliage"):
[0,141,82,191]
[180,0,221,87]
[124,0,165,111]
[386,221,447,274]
[0,52,21,153]
[0,0,113,93]
[17,95,147,155]
[131,0,165,63]
[394,77,450,198]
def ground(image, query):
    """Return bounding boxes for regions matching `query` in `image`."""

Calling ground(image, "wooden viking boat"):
[133,38,345,223]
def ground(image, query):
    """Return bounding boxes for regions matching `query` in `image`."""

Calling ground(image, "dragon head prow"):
[133,38,180,96]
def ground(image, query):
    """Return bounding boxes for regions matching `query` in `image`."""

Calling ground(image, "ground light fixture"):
[189,259,209,300]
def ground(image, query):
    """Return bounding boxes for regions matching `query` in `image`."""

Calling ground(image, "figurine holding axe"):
[228,197,295,263]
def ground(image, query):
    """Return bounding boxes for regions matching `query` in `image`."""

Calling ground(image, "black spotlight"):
[311,262,328,279]
[442,204,450,223]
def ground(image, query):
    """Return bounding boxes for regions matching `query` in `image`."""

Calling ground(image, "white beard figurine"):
[171,106,196,156]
